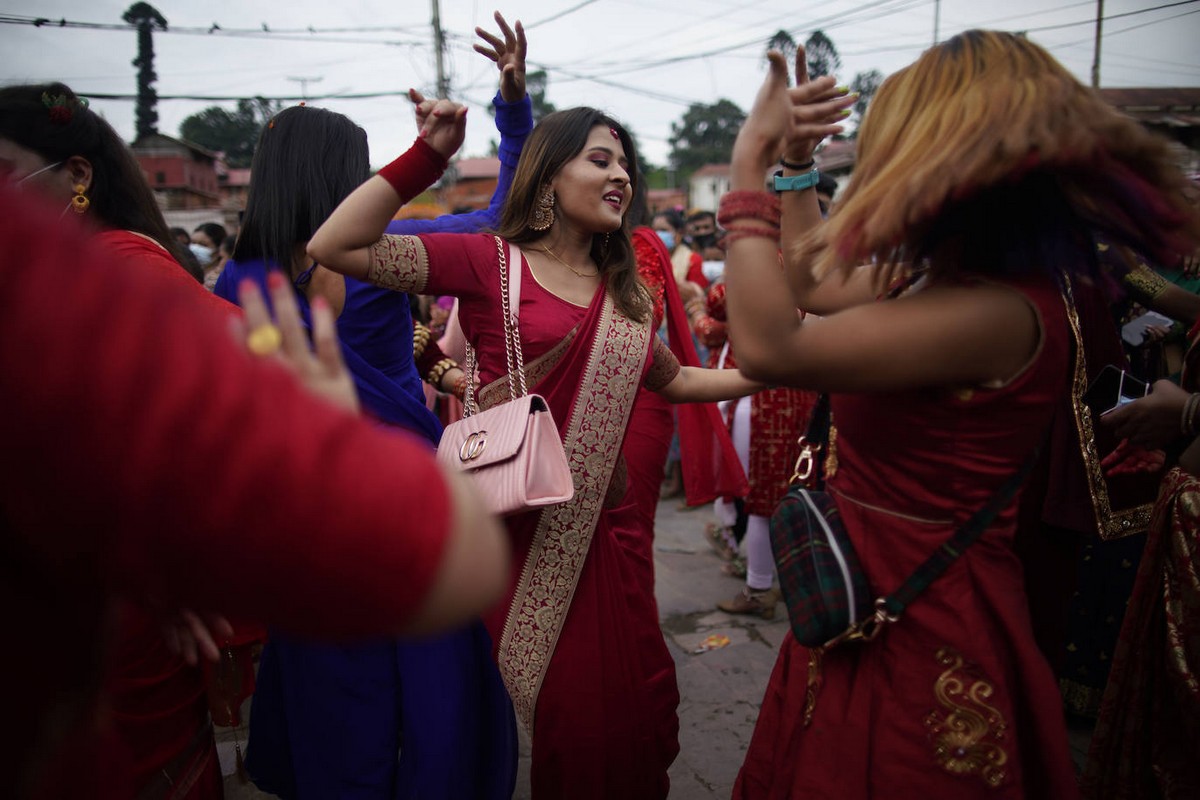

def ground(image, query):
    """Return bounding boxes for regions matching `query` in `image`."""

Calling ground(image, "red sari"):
[735,275,1079,799]
[367,232,684,797]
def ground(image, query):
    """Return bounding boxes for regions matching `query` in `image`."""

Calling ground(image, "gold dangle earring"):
[71,183,90,214]
[600,231,611,261]
[529,186,555,231]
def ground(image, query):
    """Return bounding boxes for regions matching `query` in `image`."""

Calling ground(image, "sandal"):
[704,523,737,561]
[717,587,781,620]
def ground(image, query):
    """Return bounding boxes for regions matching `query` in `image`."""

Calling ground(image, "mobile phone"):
[1083,364,1149,416]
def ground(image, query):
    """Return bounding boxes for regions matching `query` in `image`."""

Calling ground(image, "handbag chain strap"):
[462,237,528,417]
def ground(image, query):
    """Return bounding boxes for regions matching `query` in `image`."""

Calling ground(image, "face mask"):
[16,160,64,186]
[656,230,675,250]
[701,260,725,283]
[189,243,213,262]
[693,233,717,250]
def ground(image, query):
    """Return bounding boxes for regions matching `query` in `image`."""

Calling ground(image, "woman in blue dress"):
[214,14,533,799]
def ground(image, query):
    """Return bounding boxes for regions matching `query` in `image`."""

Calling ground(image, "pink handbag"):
[435,238,574,516]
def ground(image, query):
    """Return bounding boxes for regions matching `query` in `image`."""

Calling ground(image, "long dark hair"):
[233,105,369,273]
[495,107,650,323]
[0,81,191,271]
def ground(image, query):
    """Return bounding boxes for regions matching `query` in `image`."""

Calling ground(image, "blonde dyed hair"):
[808,30,1199,280]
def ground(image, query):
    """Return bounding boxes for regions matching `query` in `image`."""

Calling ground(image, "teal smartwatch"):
[773,167,820,192]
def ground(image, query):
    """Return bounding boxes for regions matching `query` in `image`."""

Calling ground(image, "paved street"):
[221,497,785,799]
[222,496,1091,798]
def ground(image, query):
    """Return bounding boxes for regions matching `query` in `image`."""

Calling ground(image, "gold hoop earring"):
[529,186,555,231]
[71,183,89,214]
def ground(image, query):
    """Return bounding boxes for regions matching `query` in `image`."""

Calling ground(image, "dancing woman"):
[309,94,760,797]
[721,32,1198,798]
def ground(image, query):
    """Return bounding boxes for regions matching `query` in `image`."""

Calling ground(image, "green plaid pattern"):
[770,487,873,648]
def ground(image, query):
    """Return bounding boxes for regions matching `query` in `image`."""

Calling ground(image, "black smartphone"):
[1083,364,1149,416]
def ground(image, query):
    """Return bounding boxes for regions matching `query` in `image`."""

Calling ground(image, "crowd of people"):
[4,10,1199,800]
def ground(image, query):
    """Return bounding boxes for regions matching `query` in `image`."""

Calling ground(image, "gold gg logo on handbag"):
[459,430,488,462]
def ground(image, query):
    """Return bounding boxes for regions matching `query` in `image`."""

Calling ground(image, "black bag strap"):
[834,447,1041,646]
[882,448,1039,616]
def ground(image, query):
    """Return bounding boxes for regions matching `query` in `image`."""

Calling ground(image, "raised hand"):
[782,45,857,166]
[474,11,527,103]
[417,98,468,160]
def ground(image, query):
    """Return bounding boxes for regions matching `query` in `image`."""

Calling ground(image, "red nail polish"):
[267,271,286,290]
[312,296,329,311]
[238,278,259,296]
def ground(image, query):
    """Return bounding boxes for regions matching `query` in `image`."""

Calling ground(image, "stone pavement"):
[222,495,1092,798]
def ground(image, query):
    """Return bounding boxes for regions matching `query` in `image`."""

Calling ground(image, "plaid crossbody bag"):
[770,442,1039,651]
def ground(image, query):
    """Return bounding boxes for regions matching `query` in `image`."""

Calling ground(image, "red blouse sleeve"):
[1,200,454,640]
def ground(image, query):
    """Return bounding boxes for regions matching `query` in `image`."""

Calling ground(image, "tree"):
[766,29,797,65]
[526,69,557,123]
[804,29,842,79]
[849,69,884,137]
[123,3,167,140]
[179,98,281,167]
[668,99,746,178]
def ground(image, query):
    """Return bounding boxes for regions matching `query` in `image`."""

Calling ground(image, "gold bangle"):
[426,357,457,387]
[412,323,432,359]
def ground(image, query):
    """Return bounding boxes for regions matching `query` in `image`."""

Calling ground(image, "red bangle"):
[720,229,779,250]
[717,190,781,228]
[376,138,448,204]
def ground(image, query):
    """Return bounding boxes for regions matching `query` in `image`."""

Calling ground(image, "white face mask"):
[189,243,214,262]
[701,260,725,283]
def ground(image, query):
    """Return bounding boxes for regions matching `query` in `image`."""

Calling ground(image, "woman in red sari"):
[309,90,761,796]
[720,32,1199,798]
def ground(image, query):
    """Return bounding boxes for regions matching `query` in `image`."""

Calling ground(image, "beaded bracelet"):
[780,156,815,171]
[717,190,781,229]
[426,357,457,388]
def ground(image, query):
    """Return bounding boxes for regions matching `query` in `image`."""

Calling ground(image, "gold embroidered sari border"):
[496,296,650,732]
[1061,277,1153,540]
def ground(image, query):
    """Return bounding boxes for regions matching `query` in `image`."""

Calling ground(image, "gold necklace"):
[539,244,599,278]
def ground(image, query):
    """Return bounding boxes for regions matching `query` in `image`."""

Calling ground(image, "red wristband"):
[376,138,449,204]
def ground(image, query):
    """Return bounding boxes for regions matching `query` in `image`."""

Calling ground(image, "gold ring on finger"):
[247,322,283,356]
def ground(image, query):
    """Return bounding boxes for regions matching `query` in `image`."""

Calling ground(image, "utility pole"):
[933,0,941,45]
[432,0,450,99]
[1091,0,1104,88]
[287,75,323,100]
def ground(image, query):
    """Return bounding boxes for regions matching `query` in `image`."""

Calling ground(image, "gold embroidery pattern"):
[1061,277,1153,540]
[645,337,681,391]
[823,423,839,480]
[497,297,650,732]
[366,234,428,294]
[1123,261,1169,302]
[924,647,1010,789]
[477,327,578,410]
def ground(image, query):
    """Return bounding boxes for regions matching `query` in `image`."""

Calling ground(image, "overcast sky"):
[2,1,1197,168]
